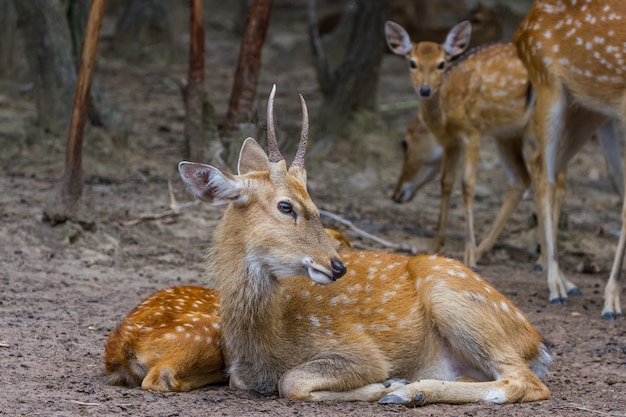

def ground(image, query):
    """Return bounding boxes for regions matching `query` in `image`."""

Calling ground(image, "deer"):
[513,0,626,319]
[103,229,352,392]
[385,20,537,271]
[175,84,552,405]
[393,116,624,270]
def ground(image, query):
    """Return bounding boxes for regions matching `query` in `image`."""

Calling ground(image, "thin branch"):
[320,209,418,254]
[122,181,200,226]
[551,404,626,417]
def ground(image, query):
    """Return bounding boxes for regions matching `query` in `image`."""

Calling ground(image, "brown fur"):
[103,229,352,392]
[514,0,625,317]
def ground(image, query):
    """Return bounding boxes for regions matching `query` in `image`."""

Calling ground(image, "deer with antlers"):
[174,85,552,405]
[514,0,625,318]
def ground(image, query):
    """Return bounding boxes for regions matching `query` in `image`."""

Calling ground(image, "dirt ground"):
[1,3,625,417]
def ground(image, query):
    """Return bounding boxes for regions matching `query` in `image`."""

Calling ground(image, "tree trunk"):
[0,0,18,77]
[222,0,273,137]
[13,0,77,134]
[183,0,206,163]
[309,0,391,138]
[112,0,172,63]
[42,0,106,227]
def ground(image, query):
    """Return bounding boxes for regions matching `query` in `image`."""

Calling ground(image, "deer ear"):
[443,20,472,59]
[385,21,413,56]
[178,161,244,205]
[238,137,270,175]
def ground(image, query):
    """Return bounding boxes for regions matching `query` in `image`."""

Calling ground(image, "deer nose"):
[330,259,347,280]
[419,86,432,97]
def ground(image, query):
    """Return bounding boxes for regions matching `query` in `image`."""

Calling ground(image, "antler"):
[267,84,284,164]
[291,94,309,169]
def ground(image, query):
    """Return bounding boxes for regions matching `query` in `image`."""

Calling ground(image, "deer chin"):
[301,257,336,285]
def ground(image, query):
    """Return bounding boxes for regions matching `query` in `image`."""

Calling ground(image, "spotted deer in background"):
[385,20,535,270]
[514,0,625,318]
[175,85,552,405]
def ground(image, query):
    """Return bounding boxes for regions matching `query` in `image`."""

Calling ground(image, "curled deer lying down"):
[174,85,552,405]
[103,229,352,392]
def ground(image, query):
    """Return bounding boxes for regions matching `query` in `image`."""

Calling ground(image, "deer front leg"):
[379,371,550,405]
[278,351,402,402]
[476,135,530,263]
[461,137,480,269]
[431,146,462,254]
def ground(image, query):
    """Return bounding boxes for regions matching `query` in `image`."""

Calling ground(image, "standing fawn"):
[514,0,625,318]
[176,84,551,405]
[103,229,351,392]
[385,20,534,270]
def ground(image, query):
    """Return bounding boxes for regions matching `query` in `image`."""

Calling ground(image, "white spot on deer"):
[348,269,356,276]
[565,27,576,38]
[429,255,437,260]
[309,316,320,327]
[176,326,184,332]
[212,323,220,329]
[371,324,391,332]
[300,290,310,298]
[516,311,526,321]
[315,295,323,302]
[194,335,201,342]
[164,333,176,340]
[484,389,506,403]
[382,291,397,303]
[484,286,492,293]
[184,323,194,328]
[185,333,191,338]
[388,313,397,321]
[354,323,364,332]
[585,42,593,50]
[544,30,551,38]
[206,336,213,344]
[552,44,560,53]
[500,301,510,312]
[432,265,441,271]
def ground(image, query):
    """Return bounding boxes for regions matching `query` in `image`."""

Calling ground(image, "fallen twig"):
[551,404,626,417]
[68,400,100,406]
[122,181,200,226]
[320,209,418,254]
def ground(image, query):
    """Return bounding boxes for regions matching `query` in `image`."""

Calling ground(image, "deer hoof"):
[567,288,583,296]
[382,378,408,388]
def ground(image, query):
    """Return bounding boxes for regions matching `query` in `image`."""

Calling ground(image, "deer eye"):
[278,201,293,215]
[409,59,417,69]
[401,140,408,152]
[437,61,445,70]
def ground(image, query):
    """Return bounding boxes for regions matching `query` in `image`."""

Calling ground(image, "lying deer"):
[175,85,552,405]
[514,0,625,318]
[385,21,535,270]
[103,229,352,391]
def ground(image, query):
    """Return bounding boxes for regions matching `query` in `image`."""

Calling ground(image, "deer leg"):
[476,135,531,263]
[379,368,550,405]
[431,146,462,254]
[278,350,400,402]
[461,137,480,269]
[602,112,626,319]
[141,362,226,392]
[598,119,624,201]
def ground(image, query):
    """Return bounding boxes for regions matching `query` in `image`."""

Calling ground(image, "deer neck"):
[418,90,446,134]
[206,206,287,393]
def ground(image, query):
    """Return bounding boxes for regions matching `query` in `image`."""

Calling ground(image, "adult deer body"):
[177,85,551,405]
[514,0,625,318]
[386,21,533,269]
